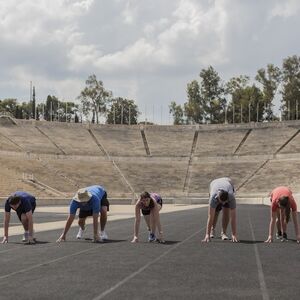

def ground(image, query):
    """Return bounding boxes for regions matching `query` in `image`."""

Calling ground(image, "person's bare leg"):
[78,217,86,230]
[100,207,108,231]
[21,214,29,231]
[276,210,281,234]
[221,208,230,240]
[143,215,151,231]
[211,211,219,237]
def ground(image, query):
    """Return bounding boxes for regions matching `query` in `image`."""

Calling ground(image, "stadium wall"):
[1,116,300,210]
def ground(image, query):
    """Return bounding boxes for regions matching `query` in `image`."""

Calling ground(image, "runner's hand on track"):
[56,234,66,243]
[264,236,273,243]
[231,235,239,242]
[131,236,138,243]
[201,234,211,243]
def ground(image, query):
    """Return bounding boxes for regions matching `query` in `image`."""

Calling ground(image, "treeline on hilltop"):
[170,55,300,124]
[0,74,140,125]
[0,75,139,124]
[1,55,300,125]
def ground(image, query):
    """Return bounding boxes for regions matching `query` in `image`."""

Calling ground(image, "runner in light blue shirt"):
[57,185,109,243]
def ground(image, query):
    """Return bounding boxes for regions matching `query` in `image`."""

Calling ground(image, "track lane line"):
[248,213,270,300]
[0,215,200,281]
[92,226,205,300]
[0,244,106,280]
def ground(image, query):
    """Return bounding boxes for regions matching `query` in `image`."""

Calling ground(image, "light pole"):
[129,105,131,125]
[248,102,251,123]
[240,103,243,123]
[113,101,116,124]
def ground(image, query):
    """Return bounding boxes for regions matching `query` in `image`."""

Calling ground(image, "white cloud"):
[94,38,156,73]
[122,0,139,24]
[270,0,300,18]
[0,0,93,45]
[83,0,228,75]
[1,0,300,122]
[68,44,102,70]
[72,0,94,11]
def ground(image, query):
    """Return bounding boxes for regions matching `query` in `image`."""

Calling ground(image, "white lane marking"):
[92,227,205,300]
[0,219,135,279]
[0,244,104,280]
[248,215,270,300]
[0,204,206,236]
[0,216,200,280]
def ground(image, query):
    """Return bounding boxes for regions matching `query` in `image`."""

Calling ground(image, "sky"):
[1,0,300,124]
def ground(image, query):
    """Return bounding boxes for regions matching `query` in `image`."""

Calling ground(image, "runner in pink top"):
[131,191,164,243]
[265,186,300,243]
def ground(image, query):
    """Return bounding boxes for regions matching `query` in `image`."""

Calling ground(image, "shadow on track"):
[239,240,264,244]
[81,238,128,243]
[8,240,51,245]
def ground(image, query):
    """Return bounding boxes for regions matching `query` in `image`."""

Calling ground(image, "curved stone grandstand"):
[1,115,300,204]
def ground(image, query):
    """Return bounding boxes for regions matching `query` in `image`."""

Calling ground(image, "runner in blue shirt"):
[56,185,109,243]
[2,191,36,244]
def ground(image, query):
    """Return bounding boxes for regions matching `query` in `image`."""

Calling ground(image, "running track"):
[0,204,300,300]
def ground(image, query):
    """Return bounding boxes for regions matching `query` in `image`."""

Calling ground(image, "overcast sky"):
[1,0,300,123]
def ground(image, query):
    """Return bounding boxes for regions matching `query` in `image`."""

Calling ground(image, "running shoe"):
[281,232,288,242]
[148,233,156,242]
[276,231,282,240]
[76,227,86,239]
[221,232,229,241]
[100,231,108,241]
[22,232,29,242]
[210,229,216,238]
[24,238,36,245]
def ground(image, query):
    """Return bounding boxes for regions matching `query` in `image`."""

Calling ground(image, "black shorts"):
[78,192,109,218]
[142,198,163,216]
[16,202,36,221]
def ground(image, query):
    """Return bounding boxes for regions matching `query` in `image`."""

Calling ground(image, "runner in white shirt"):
[202,177,238,243]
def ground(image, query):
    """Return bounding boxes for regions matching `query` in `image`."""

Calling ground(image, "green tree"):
[255,64,281,121]
[225,76,250,123]
[15,105,23,119]
[44,95,59,121]
[0,99,33,119]
[281,55,300,120]
[199,66,225,123]
[78,74,112,124]
[42,96,78,122]
[240,85,264,123]
[19,101,32,119]
[0,98,18,116]
[106,97,139,125]
[65,102,80,123]
[169,101,184,125]
[184,80,204,124]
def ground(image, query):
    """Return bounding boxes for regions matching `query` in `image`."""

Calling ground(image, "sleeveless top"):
[139,193,162,212]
